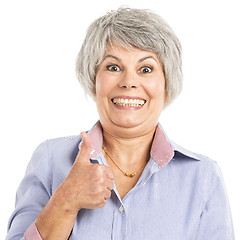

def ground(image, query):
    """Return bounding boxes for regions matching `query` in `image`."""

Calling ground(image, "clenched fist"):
[59,132,115,212]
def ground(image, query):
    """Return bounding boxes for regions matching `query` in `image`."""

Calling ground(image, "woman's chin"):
[111,116,144,129]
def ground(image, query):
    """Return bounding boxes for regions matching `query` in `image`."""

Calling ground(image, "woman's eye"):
[140,66,152,74]
[107,65,120,72]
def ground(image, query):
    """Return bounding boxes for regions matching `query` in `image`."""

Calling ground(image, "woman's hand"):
[59,131,114,212]
[36,132,114,239]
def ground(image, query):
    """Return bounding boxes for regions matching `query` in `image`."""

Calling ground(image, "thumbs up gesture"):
[57,132,115,213]
[35,132,114,239]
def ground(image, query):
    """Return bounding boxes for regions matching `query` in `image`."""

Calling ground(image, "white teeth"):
[112,98,146,107]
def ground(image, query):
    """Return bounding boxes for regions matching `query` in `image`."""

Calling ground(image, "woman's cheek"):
[144,79,165,98]
[96,73,116,97]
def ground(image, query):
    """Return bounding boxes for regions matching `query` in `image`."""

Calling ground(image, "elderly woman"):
[7,7,234,240]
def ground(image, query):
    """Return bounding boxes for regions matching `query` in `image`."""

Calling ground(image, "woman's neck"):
[102,127,156,167]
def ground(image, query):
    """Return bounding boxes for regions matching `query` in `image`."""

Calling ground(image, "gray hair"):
[76,7,183,106]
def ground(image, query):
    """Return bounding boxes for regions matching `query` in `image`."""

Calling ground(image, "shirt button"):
[119,205,124,213]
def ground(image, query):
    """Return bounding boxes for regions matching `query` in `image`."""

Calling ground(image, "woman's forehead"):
[102,43,161,65]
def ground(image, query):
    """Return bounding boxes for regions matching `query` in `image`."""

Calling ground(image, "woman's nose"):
[118,71,140,88]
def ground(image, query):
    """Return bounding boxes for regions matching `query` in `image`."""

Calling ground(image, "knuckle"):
[110,181,114,190]
[106,168,114,179]
[106,178,113,187]
[106,191,111,199]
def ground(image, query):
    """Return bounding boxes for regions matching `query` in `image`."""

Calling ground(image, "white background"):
[1,0,239,238]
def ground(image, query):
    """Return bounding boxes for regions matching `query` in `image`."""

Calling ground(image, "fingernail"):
[78,141,83,150]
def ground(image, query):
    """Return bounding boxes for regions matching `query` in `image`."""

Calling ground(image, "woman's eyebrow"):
[102,55,121,62]
[138,56,158,63]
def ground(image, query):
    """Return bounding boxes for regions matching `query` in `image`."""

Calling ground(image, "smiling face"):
[95,44,166,138]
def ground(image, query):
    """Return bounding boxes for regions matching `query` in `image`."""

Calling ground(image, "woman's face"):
[95,44,166,137]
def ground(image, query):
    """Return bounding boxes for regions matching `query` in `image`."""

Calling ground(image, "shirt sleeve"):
[196,161,235,239]
[24,222,42,240]
[6,141,51,240]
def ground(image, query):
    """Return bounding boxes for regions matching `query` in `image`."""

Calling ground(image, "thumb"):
[76,132,91,164]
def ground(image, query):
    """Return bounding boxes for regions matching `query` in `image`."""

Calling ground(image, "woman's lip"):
[111,96,146,100]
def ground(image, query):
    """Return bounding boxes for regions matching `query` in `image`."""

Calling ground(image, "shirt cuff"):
[24,222,42,240]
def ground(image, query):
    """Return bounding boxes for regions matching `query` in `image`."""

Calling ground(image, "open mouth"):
[111,98,146,107]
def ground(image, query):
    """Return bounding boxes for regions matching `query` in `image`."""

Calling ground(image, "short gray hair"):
[76,7,183,106]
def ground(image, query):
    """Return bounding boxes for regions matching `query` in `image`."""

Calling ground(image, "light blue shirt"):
[6,121,235,239]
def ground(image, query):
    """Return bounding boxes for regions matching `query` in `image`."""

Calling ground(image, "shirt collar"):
[86,121,200,168]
